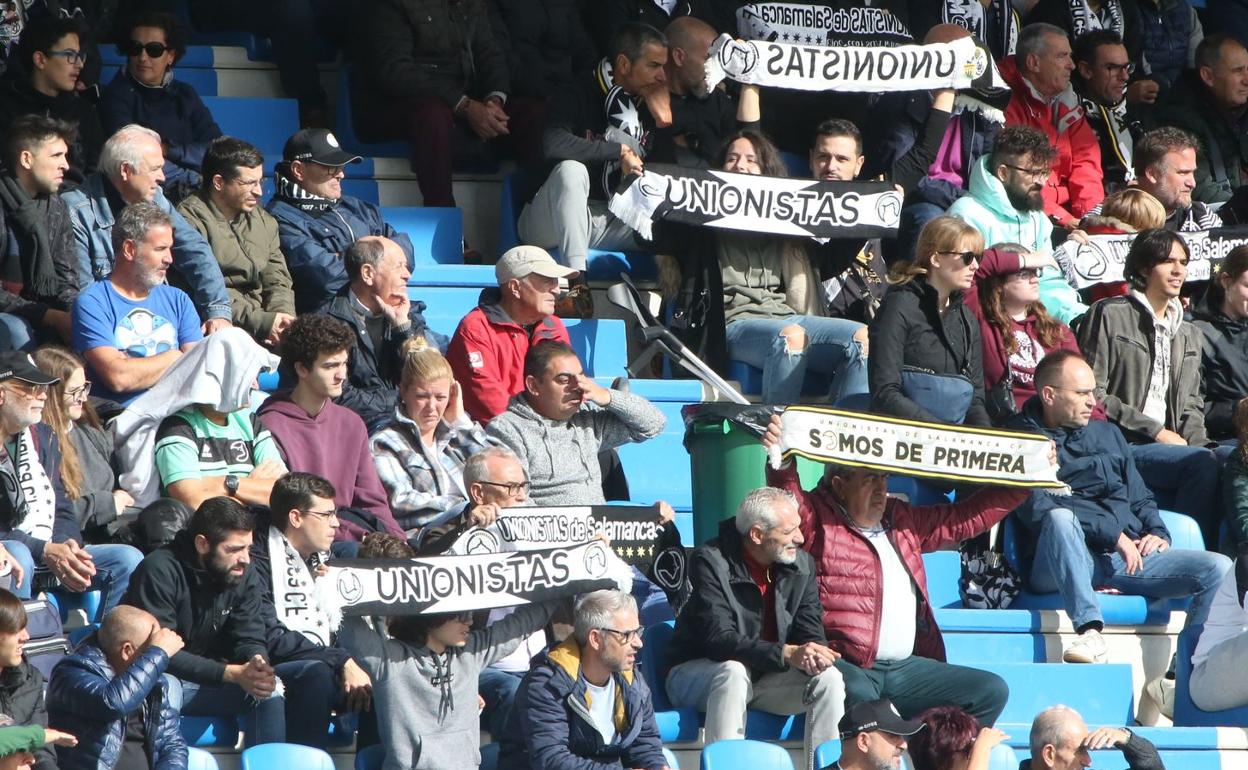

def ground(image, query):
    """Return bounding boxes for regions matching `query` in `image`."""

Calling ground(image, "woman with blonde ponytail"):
[369,339,499,543]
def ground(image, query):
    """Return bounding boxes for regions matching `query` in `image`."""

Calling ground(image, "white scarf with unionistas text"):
[269,526,338,646]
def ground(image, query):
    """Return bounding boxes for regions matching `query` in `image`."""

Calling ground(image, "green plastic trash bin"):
[688,415,828,544]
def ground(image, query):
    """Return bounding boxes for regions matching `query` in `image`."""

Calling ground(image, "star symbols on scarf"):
[611,99,642,136]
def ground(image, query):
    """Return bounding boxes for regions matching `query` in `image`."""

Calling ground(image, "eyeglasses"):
[478,480,530,497]
[1101,62,1135,76]
[4,383,48,400]
[1002,163,1051,180]
[120,40,170,59]
[46,49,86,65]
[65,381,92,402]
[937,251,981,266]
[599,627,643,644]
[299,508,339,521]
[1011,268,1040,280]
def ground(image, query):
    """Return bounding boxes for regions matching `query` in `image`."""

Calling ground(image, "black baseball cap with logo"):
[838,699,925,740]
[0,352,58,386]
[283,129,363,167]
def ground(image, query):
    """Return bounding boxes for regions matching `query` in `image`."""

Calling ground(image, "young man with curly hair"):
[256,314,403,545]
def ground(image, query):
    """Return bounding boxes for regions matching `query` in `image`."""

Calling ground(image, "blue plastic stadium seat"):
[201,96,298,158]
[700,739,794,770]
[616,400,692,510]
[381,207,464,265]
[48,589,102,624]
[240,743,334,770]
[663,747,680,769]
[497,172,658,282]
[987,662,1134,728]
[98,66,218,96]
[638,622,701,742]
[1174,623,1248,727]
[355,744,383,770]
[1001,511,1201,625]
[340,179,380,205]
[987,744,1021,770]
[179,716,238,748]
[409,265,496,288]
[334,66,411,159]
[187,748,218,770]
[814,739,842,769]
[921,550,962,610]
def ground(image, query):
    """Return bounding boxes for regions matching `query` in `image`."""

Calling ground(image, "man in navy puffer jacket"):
[47,605,187,770]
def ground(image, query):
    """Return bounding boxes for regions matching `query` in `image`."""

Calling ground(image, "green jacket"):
[176,192,295,339]
[1156,71,1248,204]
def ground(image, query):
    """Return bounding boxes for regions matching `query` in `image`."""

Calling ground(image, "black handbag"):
[985,370,1017,424]
[959,537,1020,610]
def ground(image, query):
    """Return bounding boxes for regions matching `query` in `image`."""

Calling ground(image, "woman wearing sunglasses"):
[963,243,1088,425]
[98,11,221,203]
[868,215,992,426]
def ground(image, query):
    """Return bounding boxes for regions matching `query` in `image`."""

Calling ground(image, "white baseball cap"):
[495,245,580,284]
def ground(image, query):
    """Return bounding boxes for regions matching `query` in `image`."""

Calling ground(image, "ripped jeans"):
[726,315,868,406]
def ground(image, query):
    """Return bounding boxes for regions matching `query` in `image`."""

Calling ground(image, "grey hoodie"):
[339,602,555,770]
[485,391,666,506]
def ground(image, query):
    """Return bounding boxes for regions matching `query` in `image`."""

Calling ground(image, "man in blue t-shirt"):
[72,202,202,405]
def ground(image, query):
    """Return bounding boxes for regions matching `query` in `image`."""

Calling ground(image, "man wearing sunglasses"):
[499,589,670,770]
[999,23,1105,230]
[1073,30,1146,194]
[0,15,103,185]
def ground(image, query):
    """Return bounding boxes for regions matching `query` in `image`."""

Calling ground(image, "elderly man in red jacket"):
[999,23,1105,230]
[761,415,1032,726]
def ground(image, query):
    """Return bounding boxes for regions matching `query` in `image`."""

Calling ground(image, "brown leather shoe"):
[554,283,594,319]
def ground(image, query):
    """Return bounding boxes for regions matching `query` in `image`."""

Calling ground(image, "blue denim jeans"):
[0,314,34,352]
[1,541,141,612]
[478,667,522,738]
[1129,443,1220,546]
[168,659,338,748]
[725,315,868,405]
[1027,507,1231,629]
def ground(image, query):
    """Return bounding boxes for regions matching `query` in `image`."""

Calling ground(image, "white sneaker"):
[1145,674,1176,719]
[1063,629,1109,663]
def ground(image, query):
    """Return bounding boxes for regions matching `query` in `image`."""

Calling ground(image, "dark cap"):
[283,129,362,167]
[0,352,58,387]
[838,699,924,740]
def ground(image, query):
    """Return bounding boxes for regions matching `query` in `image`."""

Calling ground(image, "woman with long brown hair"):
[964,243,1086,424]
[32,347,131,544]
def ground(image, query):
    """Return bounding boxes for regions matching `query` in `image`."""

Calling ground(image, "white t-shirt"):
[585,678,618,746]
[486,606,546,673]
[861,528,917,661]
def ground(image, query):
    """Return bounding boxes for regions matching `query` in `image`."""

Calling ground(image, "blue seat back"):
[355,744,384,770]
[381,207,464,265]
[663,748,680,769]
[240,743,334,770]
[334,66,410,158]
[988,744,1020,770]
[1159,510,1204,550]
[921,550,963,609]
[201,96,298,157]
[814,739,842,768]
[640,621,675,710]
[700,739,794,770]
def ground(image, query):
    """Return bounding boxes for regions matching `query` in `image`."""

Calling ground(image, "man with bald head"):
[1007,351,1230,665]
[47,605,188,770]
[322,235,445,428]
[63,124,233,335]
[652,16,741,167]
[1023,705,1161,770]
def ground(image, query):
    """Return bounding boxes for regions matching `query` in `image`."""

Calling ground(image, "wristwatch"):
[224,475,240,497]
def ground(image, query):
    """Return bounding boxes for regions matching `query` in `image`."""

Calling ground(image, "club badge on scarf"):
[704,33,1003,95]
[736,2,913,47]
[317,540,623,618]
[608,163,902,242]
[1056,227,1248,289]
[770,405,1063,488]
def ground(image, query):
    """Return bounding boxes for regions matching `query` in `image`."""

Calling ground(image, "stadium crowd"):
[0,0,1245,769]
